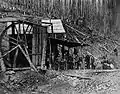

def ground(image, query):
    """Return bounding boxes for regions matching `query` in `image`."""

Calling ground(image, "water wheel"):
[0,20,38,72]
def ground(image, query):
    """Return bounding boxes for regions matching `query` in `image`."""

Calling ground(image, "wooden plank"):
[42,19,65,33]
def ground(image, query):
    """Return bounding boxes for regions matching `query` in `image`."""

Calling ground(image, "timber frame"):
[0,17,53,72]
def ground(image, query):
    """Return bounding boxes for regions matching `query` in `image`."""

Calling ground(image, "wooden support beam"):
[18,45,38,72]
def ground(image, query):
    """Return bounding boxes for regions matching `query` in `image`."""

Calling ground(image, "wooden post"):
[38,26,41,66]
[32,26,36,66]
[12,22,17,68]
[35,26,39,66]
[49,37,52,69]
[90,56,92,69]
[0,53,6,72]
[41,38,46,69]
[41,27,47,69]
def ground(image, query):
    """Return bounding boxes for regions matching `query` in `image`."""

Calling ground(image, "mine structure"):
[0,0,119,72]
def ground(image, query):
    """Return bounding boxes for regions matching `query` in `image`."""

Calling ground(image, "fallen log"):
[6,66,42,71]
[65,74,92,80]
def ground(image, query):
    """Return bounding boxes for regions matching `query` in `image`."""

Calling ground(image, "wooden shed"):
[0,16,67,71]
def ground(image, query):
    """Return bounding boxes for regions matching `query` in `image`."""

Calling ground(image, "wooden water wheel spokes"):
[0,21,38,72]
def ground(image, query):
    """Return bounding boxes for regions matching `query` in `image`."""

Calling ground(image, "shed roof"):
[50,38,89,47]
[42,19,66,33]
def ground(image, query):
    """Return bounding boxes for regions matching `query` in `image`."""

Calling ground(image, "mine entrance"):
[9,34,32,68]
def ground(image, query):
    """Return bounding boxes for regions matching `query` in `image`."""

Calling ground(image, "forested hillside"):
[0,0,120,67]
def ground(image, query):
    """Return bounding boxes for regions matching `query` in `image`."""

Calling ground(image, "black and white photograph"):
[0,0,120,94]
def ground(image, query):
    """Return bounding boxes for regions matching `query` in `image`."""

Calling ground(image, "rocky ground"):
[0,69,120,94]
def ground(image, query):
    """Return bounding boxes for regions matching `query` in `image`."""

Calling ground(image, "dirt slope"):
[0,70,120,94]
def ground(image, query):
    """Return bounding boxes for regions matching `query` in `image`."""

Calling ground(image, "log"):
[6,66,42,71]
[66,74,92,80]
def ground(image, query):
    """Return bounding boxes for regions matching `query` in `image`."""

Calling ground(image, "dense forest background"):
[0,0,120,68]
